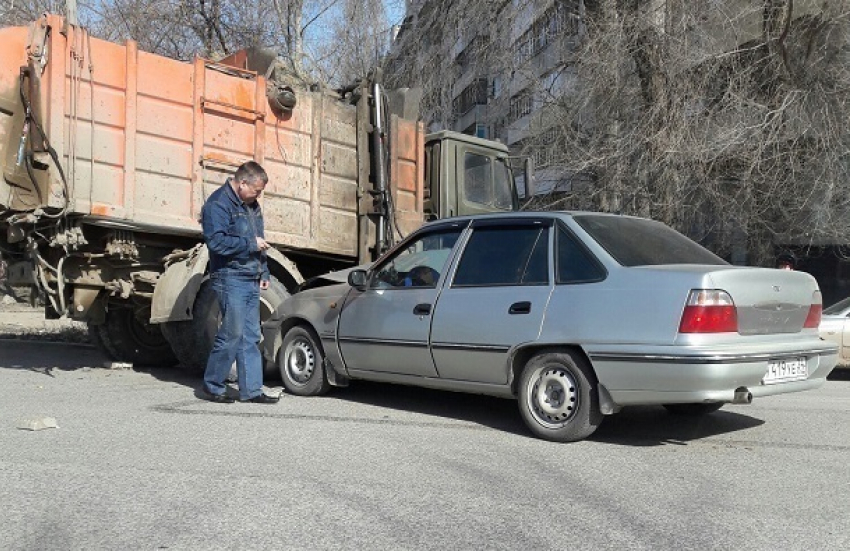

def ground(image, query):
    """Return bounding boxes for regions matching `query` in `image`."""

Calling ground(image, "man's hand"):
[256,237,270,251]
[260,279,270,290]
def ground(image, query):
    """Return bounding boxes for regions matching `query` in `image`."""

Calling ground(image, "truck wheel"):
[94,306,178,367]
[517,350,602,442]
[163,275,289,374]
[279,325,330,396]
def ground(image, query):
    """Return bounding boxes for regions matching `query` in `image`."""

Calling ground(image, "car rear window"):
[557,226,605,283]
[572,215,727,267]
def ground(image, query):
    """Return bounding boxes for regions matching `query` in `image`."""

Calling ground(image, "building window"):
[510,89,533,121]
[456,35,489,71]
[491,75,502,99]
[514,1,580,67]
[453,78,489,116]
[531,127,561,168]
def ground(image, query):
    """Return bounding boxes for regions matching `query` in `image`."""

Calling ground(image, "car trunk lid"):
[705,267,819,335]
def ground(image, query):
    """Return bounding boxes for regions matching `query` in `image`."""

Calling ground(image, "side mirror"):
[348,269,368,290]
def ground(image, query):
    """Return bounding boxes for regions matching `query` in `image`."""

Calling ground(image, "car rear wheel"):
[663,403,724,416]
[279,325,330,396]
[518,350,602,442]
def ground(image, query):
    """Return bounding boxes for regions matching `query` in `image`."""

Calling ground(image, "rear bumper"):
[587,341,838,406]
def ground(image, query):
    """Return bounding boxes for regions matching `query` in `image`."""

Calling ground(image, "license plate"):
[763,357,808,384]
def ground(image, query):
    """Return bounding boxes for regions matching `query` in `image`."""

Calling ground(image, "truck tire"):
[162,275,289,375]
[92,305,178,367]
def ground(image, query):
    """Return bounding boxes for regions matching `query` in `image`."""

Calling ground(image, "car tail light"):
[803,291,822,328]
[679,290,737,333]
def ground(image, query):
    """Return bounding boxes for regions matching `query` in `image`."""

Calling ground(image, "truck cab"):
[423,131,519,220]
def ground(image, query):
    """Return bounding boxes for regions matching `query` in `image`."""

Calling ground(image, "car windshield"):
[824,296,850,315]
[573,215,727,267]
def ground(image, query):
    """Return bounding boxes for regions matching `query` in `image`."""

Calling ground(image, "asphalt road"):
[1,339,849,551]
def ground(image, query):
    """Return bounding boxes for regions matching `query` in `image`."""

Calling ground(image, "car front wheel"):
[518,351,602,442]
[279,325,330,396]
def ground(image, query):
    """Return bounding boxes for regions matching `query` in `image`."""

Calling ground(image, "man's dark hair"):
[235,161,268,186]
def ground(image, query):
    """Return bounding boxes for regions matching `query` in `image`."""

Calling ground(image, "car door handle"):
[509,301,531,315]
[413,303,432,316]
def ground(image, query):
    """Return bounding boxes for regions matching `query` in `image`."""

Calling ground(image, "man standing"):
[200,161,279,404]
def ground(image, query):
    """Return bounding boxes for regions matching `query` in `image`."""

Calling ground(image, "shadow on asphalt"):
[0,340,109,375]
[0,339,783,446]
[325,380,765,447]
[589,406,763,446]
[335,381,528,436]
[828,367,850,381]
[0,340,201,388]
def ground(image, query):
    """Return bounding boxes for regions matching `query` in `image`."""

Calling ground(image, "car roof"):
[420,210,646,230]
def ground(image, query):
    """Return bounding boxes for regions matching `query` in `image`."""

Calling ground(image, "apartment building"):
[390,1,586,197]
[390,1,830,196]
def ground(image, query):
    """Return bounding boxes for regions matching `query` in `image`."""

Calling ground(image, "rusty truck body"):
[0,15,520,370]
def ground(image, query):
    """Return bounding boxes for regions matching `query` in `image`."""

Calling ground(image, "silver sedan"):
[263,212,837,442]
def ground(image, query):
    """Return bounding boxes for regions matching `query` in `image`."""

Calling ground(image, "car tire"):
[279,325,330,396]
[518,350,602,442]
[662,403,724,416]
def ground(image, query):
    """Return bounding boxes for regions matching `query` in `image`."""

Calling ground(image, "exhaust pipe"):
[733,387,753,404]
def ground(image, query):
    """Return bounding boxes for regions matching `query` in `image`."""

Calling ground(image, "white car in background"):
[819,297,850,365]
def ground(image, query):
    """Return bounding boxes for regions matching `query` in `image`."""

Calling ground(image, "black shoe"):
[201,391,236,404]
[241,392,280,404]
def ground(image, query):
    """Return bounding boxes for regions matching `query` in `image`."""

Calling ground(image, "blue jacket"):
[201,179,270,281]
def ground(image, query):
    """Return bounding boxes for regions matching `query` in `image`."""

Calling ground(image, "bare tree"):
[2,0,377,82]
[313,0,390,85]
[385,0,517,129]
[386,0,850,266]
[525,0,850,265]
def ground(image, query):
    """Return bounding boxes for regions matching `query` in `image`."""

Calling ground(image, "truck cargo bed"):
[0,14,424,260]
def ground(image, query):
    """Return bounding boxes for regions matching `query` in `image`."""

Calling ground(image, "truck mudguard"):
[150,245,303,323]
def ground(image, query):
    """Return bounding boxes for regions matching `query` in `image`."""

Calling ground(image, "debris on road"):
[16,416,59,431]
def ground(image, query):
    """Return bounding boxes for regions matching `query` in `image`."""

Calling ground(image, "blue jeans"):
[203,275,264,400]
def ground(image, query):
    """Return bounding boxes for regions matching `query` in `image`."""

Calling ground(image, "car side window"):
[557,225,605,284]
[453,225,550,286]
[371,230,462,289]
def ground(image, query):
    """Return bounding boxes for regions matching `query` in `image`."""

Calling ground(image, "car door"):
[337,225,465,377]
[430,219,553,384]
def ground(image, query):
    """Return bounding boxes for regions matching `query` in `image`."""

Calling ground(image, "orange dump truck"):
[0,14,520,370]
